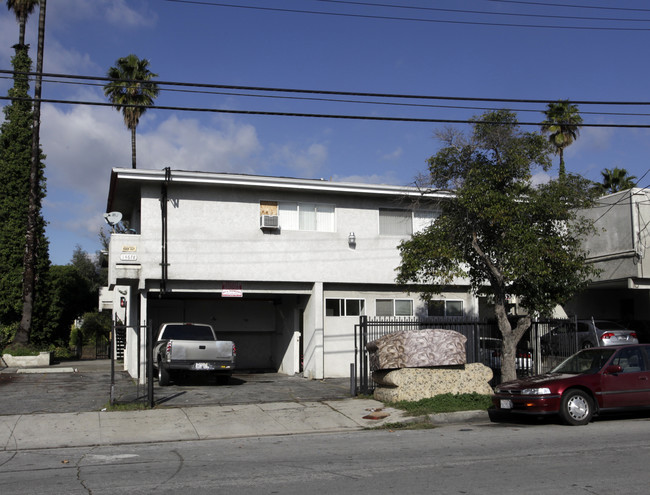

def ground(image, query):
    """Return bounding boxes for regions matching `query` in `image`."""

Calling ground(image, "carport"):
[146,292,305,374]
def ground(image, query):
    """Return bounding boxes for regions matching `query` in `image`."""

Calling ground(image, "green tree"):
[598,167,637,194]
[541,100,583,179]
[0,45,49,347]
[104,54,159,169]
[6,0,39,46]
[397,110,600,382]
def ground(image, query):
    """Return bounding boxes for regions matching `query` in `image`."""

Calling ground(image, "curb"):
[427,410,490,425]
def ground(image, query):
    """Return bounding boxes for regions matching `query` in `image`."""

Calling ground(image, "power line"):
[485,0,650,14]
[162,0,650,31]
[7,74,650,118]
[4,69,650,107]
[4,95,650,128]
[313,0,650,23]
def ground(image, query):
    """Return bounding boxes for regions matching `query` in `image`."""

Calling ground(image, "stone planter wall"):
[372,363,494,402]
[1,351,51,368]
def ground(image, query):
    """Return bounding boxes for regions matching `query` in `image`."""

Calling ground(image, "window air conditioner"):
[260,215,280,229]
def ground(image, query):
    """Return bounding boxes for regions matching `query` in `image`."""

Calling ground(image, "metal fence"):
[353,315,577,395]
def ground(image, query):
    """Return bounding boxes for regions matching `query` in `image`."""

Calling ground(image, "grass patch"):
[387,393,493,416]
[102,401,149,412]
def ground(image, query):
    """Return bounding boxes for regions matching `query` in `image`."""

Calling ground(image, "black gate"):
[354,315,576,395]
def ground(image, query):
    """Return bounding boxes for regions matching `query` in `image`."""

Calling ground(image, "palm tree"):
[104,55,159,169]
[541,100,583,179]
[15,0,46,347]
[599,167,637,194]
[6,0,39,46]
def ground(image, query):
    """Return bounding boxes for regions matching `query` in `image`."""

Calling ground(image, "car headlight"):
[521,387,551,395]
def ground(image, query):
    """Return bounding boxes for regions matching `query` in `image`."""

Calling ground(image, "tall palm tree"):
[6,0,39,46]
[104,55,159,169]
[599,167,637,194]
[541,100,583,179]
[15,0,46,347]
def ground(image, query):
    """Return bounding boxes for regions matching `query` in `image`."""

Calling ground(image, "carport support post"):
[147,322,154,408]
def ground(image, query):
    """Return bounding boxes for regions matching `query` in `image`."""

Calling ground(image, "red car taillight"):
[232,343,236,357]
[631,332,638,339]
[600,332,615,340]
[166,341,172,360]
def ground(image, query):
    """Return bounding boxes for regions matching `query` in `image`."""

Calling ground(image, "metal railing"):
[353,315,576,395]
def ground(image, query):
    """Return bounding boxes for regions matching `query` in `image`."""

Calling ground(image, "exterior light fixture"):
[348,232,356,247]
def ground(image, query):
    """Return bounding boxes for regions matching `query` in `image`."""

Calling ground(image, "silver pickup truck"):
[153,323,236,386]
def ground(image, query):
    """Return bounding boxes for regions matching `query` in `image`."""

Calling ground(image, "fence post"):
[359,315,368,395]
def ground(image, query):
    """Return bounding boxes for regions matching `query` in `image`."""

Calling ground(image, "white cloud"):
[271,142,328,177]
[39,106,264,251]
[331,171,402,186]
[139,115,262,173]
[381,146,403,161]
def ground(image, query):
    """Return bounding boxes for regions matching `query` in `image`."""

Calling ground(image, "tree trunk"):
[131,127,137,168]
[494,295,531,383]
[15,0,46,347]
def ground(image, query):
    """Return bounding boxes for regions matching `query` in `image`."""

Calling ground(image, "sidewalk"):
[0,360,489,451]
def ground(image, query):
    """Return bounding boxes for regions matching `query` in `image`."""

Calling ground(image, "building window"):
[326,298,365,317]
[379,209,412,236]
[428,300,464,317]
[379,208,440,236]
[280,202,335,232]
[376,299,414,317]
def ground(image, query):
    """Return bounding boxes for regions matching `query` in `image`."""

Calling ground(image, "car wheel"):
[560,389,593,426]
[158,362,170,386]
[581,341,594,349]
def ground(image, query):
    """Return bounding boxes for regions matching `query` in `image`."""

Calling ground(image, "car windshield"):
[550,348,616,374]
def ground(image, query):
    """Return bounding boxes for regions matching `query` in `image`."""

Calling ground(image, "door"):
[600,347,650,408]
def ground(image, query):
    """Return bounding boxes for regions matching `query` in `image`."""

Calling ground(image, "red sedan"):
[492,344,650,425]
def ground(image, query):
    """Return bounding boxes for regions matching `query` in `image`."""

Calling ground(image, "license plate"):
[500,399,513,409]
[193,363,213,370]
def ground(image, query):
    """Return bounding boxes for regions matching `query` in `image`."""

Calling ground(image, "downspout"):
[160,167,171,294]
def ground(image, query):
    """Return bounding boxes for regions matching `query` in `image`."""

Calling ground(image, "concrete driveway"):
[0,359,352,415]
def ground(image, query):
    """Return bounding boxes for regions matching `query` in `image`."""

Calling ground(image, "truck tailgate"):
[170,340,234,361]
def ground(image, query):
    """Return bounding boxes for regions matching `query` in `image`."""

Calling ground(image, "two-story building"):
[104,168,476,382]
[565,188,650,329]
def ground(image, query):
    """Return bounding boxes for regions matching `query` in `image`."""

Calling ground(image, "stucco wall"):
[127,183,417,285]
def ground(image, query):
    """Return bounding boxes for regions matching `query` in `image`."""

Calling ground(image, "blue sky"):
[1,0,650,265]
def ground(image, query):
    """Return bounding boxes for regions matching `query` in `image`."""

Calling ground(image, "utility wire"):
[4,69,650,107]
[162,0,650,31]
[6,74,650,118]
[312,0,650,23]
[4,95,650,128]
[485,0,650,14]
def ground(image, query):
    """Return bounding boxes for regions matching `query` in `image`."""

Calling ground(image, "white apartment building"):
[103,168,477,382]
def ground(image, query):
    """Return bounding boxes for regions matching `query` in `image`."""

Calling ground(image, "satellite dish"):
[104,211,123,226]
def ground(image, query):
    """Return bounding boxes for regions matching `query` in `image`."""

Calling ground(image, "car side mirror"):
[604,365,623,374]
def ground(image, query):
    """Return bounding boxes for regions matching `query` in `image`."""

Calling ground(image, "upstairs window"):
[280,202,335,232]
[379,208,440,236]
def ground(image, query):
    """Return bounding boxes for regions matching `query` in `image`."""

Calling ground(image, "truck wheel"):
[158,363,170,386]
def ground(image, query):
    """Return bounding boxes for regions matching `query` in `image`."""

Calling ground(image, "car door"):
[600,347,650,409]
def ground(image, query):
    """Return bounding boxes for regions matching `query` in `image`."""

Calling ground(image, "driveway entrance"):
[0,360,350,416]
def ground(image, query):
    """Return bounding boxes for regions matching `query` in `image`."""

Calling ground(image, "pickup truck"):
[153,323,236,386]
